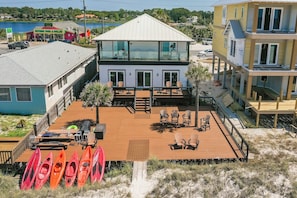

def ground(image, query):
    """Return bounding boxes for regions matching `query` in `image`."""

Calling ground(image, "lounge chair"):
[160,109,169,125]
[170,133,186,150]
[185,134,199,150]
[182,110,191,126]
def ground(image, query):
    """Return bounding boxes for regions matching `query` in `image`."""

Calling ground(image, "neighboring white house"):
[93,14,194,89]
[0,41,96,115]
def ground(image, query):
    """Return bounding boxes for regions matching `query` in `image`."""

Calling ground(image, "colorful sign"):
[6,27,13,39]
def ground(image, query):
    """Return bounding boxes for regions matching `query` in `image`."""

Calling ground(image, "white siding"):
[227,30,245,66]
[99,65,189,88]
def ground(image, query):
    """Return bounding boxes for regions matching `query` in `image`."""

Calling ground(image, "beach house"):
[212,0,297,127]
[0,41,96,115]
[92,14,194,110]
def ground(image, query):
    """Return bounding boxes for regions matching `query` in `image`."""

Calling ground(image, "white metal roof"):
[213,0,297,6]
[0,41,96,86]
[93,14,193,42]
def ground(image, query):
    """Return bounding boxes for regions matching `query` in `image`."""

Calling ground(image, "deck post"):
[274,114,278,128]
[217,58,221,81]
[256,113,260,127]
[258,96,262,110]
[276,97,280,109]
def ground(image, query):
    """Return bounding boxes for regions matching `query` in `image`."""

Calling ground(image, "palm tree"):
[80,81,114,124]
[185,62,212,127]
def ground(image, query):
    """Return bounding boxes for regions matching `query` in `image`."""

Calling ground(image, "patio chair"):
[182,110,191,126]
[200,115,210,131]
[165,81,171,94]
[160,109,169,125]
[81,132,97,149]
[176,81,183,94]
[171,110,179,127]
[107,81,113,88]
[185,133,199,150]
[169,133,186,150]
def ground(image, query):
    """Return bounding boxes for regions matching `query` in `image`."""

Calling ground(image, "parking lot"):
[0,40,47,55]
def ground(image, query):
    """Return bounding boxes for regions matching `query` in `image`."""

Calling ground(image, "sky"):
[0,0,216,11]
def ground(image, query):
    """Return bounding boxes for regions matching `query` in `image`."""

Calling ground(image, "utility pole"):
[83,0,87,43]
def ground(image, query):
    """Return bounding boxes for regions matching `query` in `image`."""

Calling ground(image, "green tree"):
[80,81,114,124]
[185,62,212,127]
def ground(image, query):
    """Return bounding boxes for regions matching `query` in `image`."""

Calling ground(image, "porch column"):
[287,39,297,99]
[248,40,256,70]
[230,68,236,94]
[217,58,221,81]
[223,62,227,89]
[239,72,245,95]
[246,76,253,99]
[212,54,215,75]
[252,4,259,33]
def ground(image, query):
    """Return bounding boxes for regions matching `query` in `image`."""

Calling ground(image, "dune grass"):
[0,114,42,137]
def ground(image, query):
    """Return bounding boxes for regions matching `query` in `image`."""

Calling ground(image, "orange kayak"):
[20,148,41,190]
[64,151,79,187]
[77,146,92,187]
[35,152,53,190]
[50,149,66,189]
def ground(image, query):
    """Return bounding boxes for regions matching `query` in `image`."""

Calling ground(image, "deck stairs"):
[134,90,151,113]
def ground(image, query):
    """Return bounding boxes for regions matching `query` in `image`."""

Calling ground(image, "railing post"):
[33,123,37,136]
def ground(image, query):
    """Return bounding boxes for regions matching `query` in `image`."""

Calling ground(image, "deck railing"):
[209,97,249,162]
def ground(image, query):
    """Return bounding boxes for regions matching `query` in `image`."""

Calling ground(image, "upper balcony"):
[98,41,190,64]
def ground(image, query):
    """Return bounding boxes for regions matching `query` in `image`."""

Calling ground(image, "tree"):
[185,62,212,127]
[80,81,114,124]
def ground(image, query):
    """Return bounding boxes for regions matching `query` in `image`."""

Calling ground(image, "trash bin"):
[94,124,106,140]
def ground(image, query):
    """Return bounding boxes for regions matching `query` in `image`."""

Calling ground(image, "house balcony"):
[245,31,297,40]
[99,50,190,65]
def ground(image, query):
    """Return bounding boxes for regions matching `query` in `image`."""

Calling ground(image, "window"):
[48,85,53,97]
[0,88,11,101]
[257,7,282,30]
[254,43,278,65]
[224,38,227,48]
[241,7,244,18]
[58,79,62,89]
[63,76,67,85]
[163,71,179,87]
[234,8,237,18]
[230,40,236,57]
[16,88,31,101]
[222,5,227,25]
[137,71,152,87]
[109,71,124,87]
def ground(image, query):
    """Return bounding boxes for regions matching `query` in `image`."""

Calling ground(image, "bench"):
[33,141,70,150]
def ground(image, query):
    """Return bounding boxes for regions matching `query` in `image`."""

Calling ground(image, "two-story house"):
[93,14,194,110]
[213,0,297,127]
[0,41,96,115]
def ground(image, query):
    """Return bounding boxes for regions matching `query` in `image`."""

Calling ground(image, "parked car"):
[197,49,213,57]
[8,41,29,49]
[202,38,213,45]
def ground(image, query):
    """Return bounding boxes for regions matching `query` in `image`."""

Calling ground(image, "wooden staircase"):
[134,90,151,113]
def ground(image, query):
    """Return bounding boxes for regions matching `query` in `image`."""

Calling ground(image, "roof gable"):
[224,20,245,39]
[93,14,193,42]
[0,42,95,86]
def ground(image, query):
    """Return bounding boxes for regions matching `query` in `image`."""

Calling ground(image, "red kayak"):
[20,148,41,190]
[64,151,79,187]
[90,146,106,183]
[35,152,53,190]
[77,146,92,187]
[50,149,66,189]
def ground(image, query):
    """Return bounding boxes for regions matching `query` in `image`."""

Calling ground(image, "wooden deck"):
[15,101,244,163]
